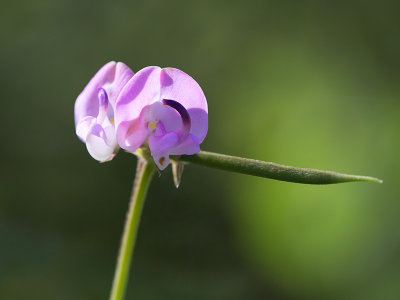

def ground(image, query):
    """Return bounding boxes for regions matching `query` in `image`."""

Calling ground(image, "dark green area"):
[0,0,399,299]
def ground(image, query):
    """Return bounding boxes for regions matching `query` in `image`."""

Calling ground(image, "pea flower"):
[115,66,208,170]
[75,62,134,162]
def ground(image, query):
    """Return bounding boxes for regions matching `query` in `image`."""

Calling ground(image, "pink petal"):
[150,101,182,133]
[114,66,208,167]
[74,61,133,126]
[107,62,135,106]
[116,104,151,152]
[76,116,96,142]
[115,66,162,126]
[169,134,200,156]
[148,131,179,170]
[149,131,179,155]
[86,124,118,162]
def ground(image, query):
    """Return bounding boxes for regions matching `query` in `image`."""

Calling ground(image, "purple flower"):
[115,66,208,170]
[75,62,134,162]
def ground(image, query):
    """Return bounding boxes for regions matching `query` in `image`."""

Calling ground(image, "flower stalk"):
[109,158,155,300]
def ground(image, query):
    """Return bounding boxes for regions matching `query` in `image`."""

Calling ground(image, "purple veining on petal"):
[97,88,109,124]
[159,68,208,143]
[162,99,191,141]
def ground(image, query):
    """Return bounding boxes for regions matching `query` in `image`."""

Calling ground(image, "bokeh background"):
[1,0,399,299]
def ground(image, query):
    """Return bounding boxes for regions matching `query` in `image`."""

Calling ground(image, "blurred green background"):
[1,0,399,299]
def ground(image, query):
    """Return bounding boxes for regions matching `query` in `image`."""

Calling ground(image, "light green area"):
[222,40,399,298]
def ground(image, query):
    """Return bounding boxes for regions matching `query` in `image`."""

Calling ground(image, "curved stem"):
[109,158,155,300]
[173,151,382,184]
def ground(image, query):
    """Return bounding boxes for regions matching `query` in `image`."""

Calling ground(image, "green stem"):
[173,151,382,184]
[109,158,155,300]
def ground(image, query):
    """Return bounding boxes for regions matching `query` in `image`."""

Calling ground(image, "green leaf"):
[172,151,382,185]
